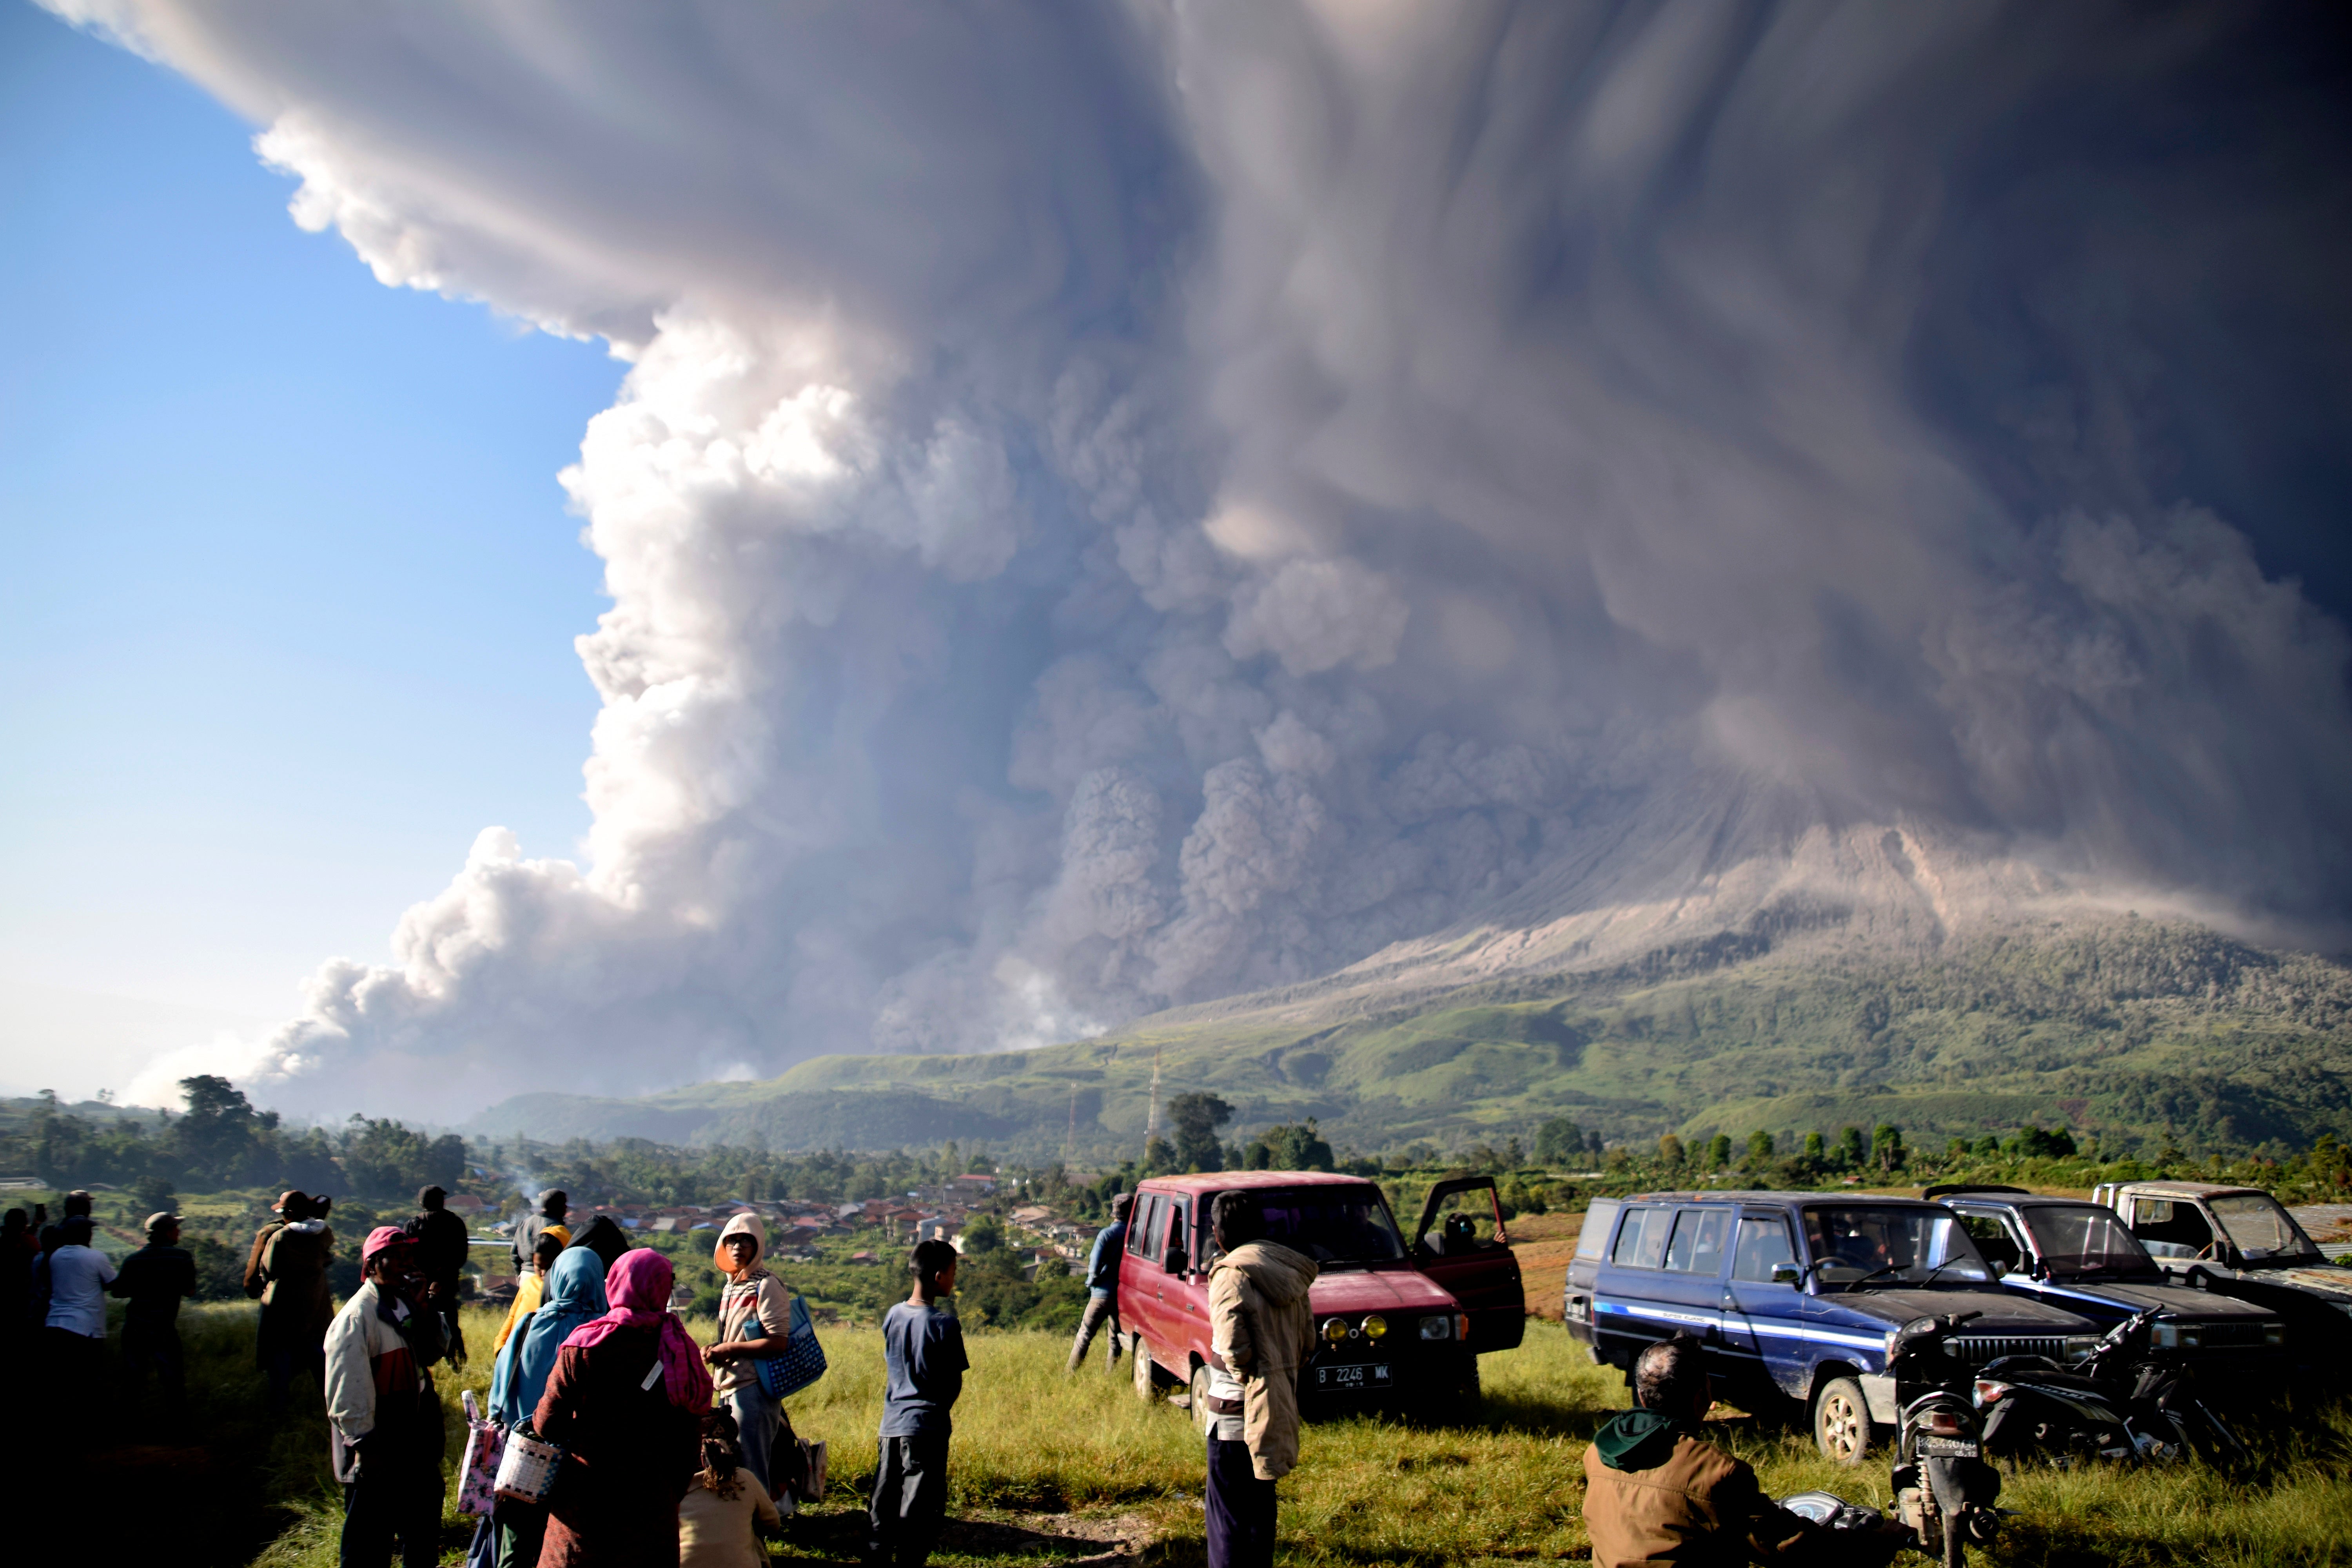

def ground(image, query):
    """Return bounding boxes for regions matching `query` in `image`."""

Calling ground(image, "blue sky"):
[0,2,623,1095]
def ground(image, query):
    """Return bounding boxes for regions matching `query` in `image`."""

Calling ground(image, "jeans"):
[867,1432,950,1568]
[730,1381,792,1506]
[1067,1293,1122,1370]
[1205,1435,1276,1568]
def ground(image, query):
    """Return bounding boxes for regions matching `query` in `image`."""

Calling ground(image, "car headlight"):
[2264,1322,2286,1345]
[1419,1314,1452,1340]
[1323,1316,1350,1343]
[2150,1321,2201,1350]
[1362,1314,1388,1341]
[2063,1336,2101,1361]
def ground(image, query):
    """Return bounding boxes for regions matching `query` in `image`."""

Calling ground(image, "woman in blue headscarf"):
[487,1248,609,1568]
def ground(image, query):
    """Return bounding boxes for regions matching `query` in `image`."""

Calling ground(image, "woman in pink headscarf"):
[532,1248,710,1568]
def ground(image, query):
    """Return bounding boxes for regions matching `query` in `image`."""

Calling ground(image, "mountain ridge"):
[472,911,2352,1161]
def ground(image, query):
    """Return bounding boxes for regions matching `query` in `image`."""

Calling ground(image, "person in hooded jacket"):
[1201,1191,1318,1568]
[515,1191,570,1280]
[701,1212,803,1504]
[1581,1336,1906,1568]
[533,1248,708,1568]
[495,1227,572,1356]
[485,1248,609,1568]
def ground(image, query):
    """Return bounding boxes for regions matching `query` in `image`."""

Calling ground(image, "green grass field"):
[154,1303,2352,1566]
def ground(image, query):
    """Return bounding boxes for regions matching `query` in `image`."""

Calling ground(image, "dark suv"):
[1564,1191,2100,1463]
[1930,1185,2285,1369]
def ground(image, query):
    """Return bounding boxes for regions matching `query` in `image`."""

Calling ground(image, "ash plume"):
[60,0,2352,1118]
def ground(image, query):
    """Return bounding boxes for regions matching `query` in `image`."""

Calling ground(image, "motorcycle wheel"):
[2184,1404,2252,1470]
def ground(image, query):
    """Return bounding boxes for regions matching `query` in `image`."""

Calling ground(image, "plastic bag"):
[457,1390,505,1518]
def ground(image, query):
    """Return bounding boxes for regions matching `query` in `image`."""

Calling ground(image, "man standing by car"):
[1203,1191,1317,1568]
[1066,1192,1133,1373]
[1583,1336,1907,1567]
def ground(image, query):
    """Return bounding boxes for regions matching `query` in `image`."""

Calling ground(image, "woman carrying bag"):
[534,1248,708,1567]
[485,1248,608,1568]
[702,1212,808,1505]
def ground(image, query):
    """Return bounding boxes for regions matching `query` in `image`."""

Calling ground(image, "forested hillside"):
[463,917,2352,1162]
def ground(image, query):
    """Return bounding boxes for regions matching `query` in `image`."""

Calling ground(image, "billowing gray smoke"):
[73,0,2352,1118]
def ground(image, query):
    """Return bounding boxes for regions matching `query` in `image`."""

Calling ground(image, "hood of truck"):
[1827,1287,2097,1334]
[1305,1266,1457,1315]
[2025,1276,2276,1320]
[2204,1259,2352,1300]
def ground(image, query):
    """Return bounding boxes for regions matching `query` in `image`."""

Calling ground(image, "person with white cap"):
[702,1210,803,1503]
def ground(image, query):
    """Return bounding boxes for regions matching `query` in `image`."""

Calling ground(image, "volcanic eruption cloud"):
[76,1,2352,1120]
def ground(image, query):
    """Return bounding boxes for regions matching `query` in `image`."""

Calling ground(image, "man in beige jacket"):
[1203,1191,1318,1568]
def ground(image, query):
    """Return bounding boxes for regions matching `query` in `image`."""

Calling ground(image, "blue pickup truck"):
[1928,1185,2287,1370]
[1563,1191,2101,1463]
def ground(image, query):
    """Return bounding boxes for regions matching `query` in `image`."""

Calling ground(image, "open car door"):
[1412,1175,1525,1353]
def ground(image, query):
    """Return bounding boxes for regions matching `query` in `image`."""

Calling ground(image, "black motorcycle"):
[1975,1307,2249,1468]
[1886,1311,2006,1568]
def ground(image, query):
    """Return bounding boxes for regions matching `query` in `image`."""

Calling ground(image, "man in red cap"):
[324,1226,448,1568]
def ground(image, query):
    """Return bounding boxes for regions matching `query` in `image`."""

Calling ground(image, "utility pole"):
[1064,1081,1077,1169]
[1144,1045,1162,1160]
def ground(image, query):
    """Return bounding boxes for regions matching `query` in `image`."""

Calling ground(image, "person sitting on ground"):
[703,1212,803,1504]
[1202,1191,1318,1568]
[325,1227,449,1568]
[867,1238,967,1568]
[534,1248,709,1568]
[1066,1191,1132,1374]
[495,1227,572,1356]
[679,1407,784,1568]
[111,1211,198,1425]
[1582,1336,1907,1568]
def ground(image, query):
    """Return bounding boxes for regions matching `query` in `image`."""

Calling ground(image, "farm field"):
[126,1299,2352,1566]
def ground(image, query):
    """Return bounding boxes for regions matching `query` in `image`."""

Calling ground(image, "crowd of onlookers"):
[2,1180,1353,1568]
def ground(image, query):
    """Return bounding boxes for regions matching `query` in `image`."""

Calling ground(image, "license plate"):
[1316,1363,1393,1390]
[1917,1436,1979,1458]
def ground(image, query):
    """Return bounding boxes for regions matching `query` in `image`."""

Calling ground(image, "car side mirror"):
[1988,1259,2008,1278]
[1769,1262,1803,1287]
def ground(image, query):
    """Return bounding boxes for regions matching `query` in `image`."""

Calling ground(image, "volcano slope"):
[475,911,2352,1161]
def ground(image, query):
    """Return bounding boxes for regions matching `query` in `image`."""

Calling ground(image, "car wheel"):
[1813,1377,1875,1466]
[1191,1362,1214,1435]
[1132,1334,1157,1401]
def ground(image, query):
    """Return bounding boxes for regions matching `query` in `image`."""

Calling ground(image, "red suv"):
[1118,1171,1523,1423]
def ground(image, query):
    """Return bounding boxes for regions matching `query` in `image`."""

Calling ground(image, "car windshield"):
[1803,1207,1992,1288]
[2210,1194,2320,1262]
[2021,1205,2160,1278]
[1221,1188,1407,1268]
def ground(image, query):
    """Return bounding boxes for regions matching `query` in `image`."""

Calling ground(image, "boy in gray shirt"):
[866,1238,967,1568]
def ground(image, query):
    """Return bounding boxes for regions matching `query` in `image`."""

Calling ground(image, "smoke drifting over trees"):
[60,1,2352,1118]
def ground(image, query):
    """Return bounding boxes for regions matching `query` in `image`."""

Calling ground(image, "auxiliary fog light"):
[1362,1314,1388,1341]
[1323,1317,1351,1343]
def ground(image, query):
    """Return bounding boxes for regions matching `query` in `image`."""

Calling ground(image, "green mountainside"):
[469,918,2352,1161]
